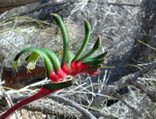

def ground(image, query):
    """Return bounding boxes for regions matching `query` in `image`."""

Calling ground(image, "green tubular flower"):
[51,13,68,66]
[94,50,108,59]
[77,36,102,61]
[83,58,104,64]
[66,50,75,67]
[25,48,61,73]
[14,47,53,76]
[73,19,91,61]
[82,50,108,63]
[82,51,108,70]
[41,48,61,72]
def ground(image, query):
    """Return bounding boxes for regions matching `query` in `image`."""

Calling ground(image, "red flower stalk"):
[0,14,108,119]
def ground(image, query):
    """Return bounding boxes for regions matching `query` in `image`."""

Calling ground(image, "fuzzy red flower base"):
[49,61,100,82]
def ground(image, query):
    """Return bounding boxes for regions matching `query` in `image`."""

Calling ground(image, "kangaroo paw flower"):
[0,14,108,119]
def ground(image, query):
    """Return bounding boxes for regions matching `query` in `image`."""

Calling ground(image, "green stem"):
[73,19,91,61]
[51,13,68,66]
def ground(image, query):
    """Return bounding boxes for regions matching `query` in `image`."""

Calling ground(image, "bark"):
[2,66,46,89]
[0,0,40,13]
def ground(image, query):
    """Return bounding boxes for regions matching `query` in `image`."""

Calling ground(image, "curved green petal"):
[73,19,91,61]
[51,13,68,66]
[77,36,101,61]
[83,51,108,62]
[93,50,108,59]
[82,51,108,64]
[14,47,53,76]
[67,50,75,67]
[83,58,104,64]
[41,48,61,72]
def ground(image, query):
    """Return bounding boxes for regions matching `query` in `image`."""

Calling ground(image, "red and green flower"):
[0,14,108,119]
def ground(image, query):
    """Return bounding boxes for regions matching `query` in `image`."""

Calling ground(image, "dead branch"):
[0,0,40,13]
[0,93,119,119]
[89,110,118,119]
[19,1,69,16]
[49,95,117,119]
[114,94,142,118]
[130,79,156,102]
[49,95,96,119]
[4,95,81,119]
[0,0,40,8]
[4,94,97,119]
[107,2,139,7]
[91,62,156,107]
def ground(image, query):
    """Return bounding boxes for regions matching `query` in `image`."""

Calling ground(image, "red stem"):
[0,88,52,119]
[0,62,99,119]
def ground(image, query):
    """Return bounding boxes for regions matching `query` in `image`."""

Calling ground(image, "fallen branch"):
[4,95,81,119]
[0,0,40,13]
[114,94,142,118]
[0,0,40,8]
[107,2,139,7]
[130,79,156,102]
[49,95,96,119]
[4,94,97,119]
[91,62,156,107]
[19,1,69,16]
[0,93,119,119]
